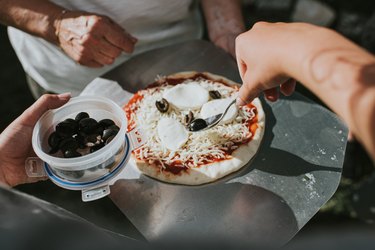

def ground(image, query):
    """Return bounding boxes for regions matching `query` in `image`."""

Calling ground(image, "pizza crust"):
[130,72,265,185]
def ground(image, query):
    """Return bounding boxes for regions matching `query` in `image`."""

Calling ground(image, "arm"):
[0,0,137,67]
[201,0,245,57]
[0,0,63,43]
[235,22,375,162]
[0,93,70,186]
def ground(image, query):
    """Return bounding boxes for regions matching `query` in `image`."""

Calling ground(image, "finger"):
[79,33,121,61]
[102,21,137,53]
[264,88,280,102]
[92,50,115,66]
[237,71,263,106]
[80,59,104,68]
[20,93,71,127]
[280,78,296,96]
[237,59,247,82]
[235,39,246,81]
[61,40,104,68]
[97,39,122,58]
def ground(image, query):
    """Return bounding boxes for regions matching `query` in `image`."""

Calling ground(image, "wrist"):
[42,8,68,45]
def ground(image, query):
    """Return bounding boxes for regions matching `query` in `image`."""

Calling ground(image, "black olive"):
[107,124,120,131]
[184,111,194,126]
[75,112,89,122]
[98,119,115,128]
[59,138,79,152]
[155,98,169,113]
[102,128,119,141]
[48,131,62,149]
[209,90,221,99]
[90,143,105,153]
[94,126,104,136]
[79,118,98,134]
[64,150,82,158]
[105,135,116,145]
[85,134,102,146]
[75,132,87,149]
[56,120,78,137]
[188,119,208,132]
[65,118,79,132]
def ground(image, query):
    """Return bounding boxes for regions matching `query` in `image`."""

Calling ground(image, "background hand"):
[212,33,238,58]
[55,11,137,68]
[0,94,70,187]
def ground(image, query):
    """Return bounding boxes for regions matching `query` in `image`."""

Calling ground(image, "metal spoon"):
[187,99,236,132]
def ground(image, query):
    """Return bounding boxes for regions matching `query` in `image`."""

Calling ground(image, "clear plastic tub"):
[31,96,128,183]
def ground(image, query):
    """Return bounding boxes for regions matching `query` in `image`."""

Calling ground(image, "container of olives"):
[31,96,130,193]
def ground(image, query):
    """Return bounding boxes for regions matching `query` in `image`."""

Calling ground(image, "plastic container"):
[28,96,135,201]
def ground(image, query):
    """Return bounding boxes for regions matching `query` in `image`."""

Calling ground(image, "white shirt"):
[8,0,202,96]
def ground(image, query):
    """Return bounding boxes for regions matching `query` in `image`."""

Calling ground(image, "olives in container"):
[32,96,128,187]
[47,112,119,159]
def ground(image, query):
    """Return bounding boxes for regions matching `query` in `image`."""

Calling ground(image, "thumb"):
[20,93,71,127]
[236,71,262,106]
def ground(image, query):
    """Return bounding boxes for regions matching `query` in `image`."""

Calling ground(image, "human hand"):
[54,11,137,68]
[0,93,71,187]
[235,22,307,105]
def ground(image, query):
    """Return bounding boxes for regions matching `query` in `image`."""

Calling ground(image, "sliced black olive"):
[75,112,89,122]
[184,111,194,126]
[79,118,98,134]
[48,131,62,149]
[63,150,82,158]
[90,143,105,153]
[98,119,115,128]
[155,98,169,113]
[56,120,78,137]
[102,128,119,141]
[188,119,208,132]
[209,90,221,99]
[59,138,79,152]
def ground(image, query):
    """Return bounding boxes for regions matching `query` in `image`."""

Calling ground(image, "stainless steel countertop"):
[103,40,347,246]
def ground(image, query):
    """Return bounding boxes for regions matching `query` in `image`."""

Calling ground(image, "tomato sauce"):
[123,92,144,131]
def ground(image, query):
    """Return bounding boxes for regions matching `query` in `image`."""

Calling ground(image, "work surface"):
[103,40,348,246]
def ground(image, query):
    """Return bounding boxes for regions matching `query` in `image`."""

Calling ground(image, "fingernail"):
[236,97,247,107]
[131,36,138,43]
[57,92,71,99]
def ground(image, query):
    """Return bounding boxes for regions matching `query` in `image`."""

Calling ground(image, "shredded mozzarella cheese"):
[128,78,257,169]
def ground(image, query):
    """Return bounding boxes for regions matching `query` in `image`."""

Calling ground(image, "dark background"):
[0,0,374,244]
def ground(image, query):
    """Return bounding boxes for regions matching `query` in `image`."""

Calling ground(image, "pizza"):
[123,72,265,185]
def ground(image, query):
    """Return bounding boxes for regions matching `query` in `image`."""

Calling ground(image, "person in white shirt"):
[0,0,245,97]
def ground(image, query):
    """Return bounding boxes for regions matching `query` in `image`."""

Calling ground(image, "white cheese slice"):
[163,82,209,110]
[200,98,238,125]
[157,118,188,151]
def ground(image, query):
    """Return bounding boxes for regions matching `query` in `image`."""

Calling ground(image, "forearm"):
[0,0,65,44]
[287,29,375,159]
[201,0,245,41]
